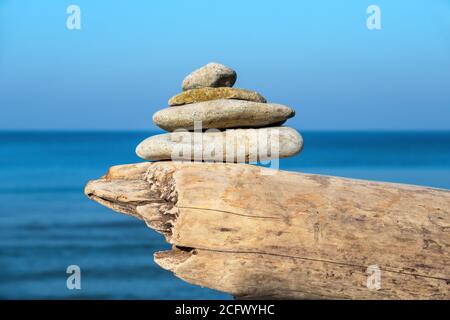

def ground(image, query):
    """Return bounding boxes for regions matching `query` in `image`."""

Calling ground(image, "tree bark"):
[84,162,450,299]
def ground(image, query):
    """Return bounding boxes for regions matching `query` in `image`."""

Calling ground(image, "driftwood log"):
[84,162,450,299]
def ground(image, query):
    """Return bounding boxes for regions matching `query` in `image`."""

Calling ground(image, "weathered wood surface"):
[84,162,450,299]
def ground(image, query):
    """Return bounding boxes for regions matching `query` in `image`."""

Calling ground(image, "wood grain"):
[85,162,450,299]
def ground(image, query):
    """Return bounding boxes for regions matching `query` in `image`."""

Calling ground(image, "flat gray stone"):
[152,99,295,131]
[182,62,237,91]
[136,127,303,162]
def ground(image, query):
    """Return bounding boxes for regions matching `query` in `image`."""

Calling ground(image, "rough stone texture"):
[153,99,295,131]
[169,87,267,106]
[182,62,237,91]
[85,162,450,299]
[135,127,303,162]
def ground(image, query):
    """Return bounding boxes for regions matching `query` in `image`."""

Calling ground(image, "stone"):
[136,127,303,162]
[153,99,295,131]
[168,87,267,106]
[182,62,237,91]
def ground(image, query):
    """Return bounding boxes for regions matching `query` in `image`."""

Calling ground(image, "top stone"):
[182,62,237,91]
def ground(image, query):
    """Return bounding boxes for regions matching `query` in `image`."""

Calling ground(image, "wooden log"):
[84,162,450,299]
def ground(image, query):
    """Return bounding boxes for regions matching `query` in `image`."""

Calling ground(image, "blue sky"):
[0,0,449,130]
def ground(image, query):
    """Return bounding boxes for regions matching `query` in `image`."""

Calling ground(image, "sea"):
[1,131,449,299]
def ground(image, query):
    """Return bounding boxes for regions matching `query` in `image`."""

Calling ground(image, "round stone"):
[153,99,295,131]
[182,62,237,91]
[136,127,303,162]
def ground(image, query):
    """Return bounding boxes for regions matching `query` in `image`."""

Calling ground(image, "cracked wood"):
[85,162,450,299]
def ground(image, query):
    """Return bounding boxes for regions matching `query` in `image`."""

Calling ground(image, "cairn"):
[136,62,303,163]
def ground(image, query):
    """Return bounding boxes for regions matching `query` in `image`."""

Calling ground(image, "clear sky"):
[0,0,449,130]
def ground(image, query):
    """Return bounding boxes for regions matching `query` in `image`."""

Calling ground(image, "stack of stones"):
[136,62,303,163]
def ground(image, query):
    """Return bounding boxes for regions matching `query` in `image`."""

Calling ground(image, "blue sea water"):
[0,131,449,299]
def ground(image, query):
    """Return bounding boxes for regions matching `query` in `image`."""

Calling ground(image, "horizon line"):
[1,129,450,133]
